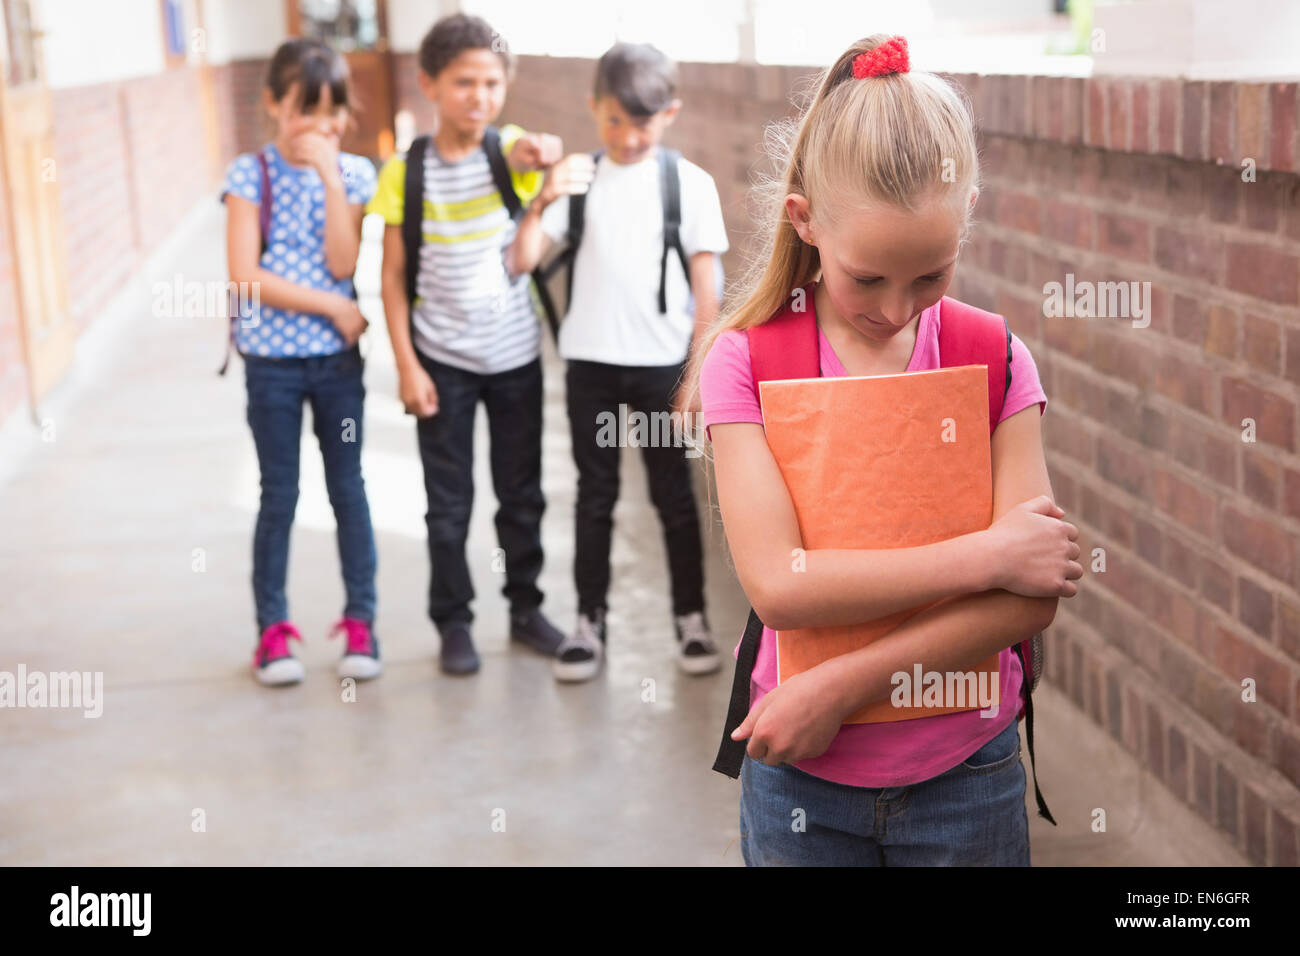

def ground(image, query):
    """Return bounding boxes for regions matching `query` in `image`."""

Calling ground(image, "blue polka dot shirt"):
[221,143,377,358]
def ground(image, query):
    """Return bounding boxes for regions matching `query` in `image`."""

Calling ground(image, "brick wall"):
[483,56,1300,864]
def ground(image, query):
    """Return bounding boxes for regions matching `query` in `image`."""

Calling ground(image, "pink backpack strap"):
[936,296,1011,435]
[746,283,821,393]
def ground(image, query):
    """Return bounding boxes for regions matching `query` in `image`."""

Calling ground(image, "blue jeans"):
[739,719,1030,866]
[244,346,377,631]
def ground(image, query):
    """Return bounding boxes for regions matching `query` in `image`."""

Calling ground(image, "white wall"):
[40,0,166,88]
[387,0,461,54]
[201,0,289,65]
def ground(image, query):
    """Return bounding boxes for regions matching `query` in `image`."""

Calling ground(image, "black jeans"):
[414,352,545,626]
[565,358,705,619]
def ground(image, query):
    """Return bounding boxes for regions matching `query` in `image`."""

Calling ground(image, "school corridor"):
[3,0,1297,867]
[0,199,1248,865]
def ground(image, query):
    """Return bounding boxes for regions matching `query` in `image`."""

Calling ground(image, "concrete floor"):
[0,202,1247,865]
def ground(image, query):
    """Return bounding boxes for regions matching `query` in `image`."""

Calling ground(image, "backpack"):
[401,126,562,343]
[218,147,358,375]
[537,147,721,318]
[710,288,1054,825]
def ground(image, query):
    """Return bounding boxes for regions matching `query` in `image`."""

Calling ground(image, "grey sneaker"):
[438,621,480,675]
[510,607,566,656]
[675,611,720,675]
[553,610,605,683]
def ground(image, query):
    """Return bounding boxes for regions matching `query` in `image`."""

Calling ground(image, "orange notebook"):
[759,366,1001,723]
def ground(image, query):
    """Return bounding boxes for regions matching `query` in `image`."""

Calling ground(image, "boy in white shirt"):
[510,42,729,682]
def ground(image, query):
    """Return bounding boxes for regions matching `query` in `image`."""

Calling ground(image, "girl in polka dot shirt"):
[222,39,380,687]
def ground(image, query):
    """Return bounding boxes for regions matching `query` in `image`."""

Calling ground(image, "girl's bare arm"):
[712,422,1000,630]
[226,194,345,317]
[816,404,1072,716]
[321,170,365,280]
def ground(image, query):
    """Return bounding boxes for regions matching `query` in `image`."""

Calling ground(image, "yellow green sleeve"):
[499,123,544,204]
[367,154,407,225]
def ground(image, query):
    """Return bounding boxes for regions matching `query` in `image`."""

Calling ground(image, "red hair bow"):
[852,36,909,78]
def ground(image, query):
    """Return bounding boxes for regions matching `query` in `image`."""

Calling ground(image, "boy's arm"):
[507,202,554,278]
[676,251,720,413]
[507,131,563,172]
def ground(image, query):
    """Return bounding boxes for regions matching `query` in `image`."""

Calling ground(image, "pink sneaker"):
[253,622,305,686]
[331,618,382,680]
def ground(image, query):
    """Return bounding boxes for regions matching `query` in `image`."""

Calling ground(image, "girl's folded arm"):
[816,405,1070,717]
[711,420,1000,630]
[227,194,343,316]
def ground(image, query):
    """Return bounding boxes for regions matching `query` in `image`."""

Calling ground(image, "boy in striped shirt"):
[369,14,572,674]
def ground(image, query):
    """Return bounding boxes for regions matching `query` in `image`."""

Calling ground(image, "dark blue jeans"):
[739,718,1031,866]
[244,346,377,631]
[414,352,545,626]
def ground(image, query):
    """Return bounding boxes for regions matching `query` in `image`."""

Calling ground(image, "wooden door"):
[286,0,395,162]
[0,0,74,420]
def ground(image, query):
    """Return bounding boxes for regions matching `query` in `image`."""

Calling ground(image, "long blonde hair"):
[683,35,980,406]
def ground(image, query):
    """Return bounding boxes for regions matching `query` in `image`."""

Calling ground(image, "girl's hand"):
[291,131,341,184]
[512,132,564,171]
[731,668,846,766]
[399,365,439,418]
[984,495,1083,598]
[327,296,368,345]
[538,153,596,207]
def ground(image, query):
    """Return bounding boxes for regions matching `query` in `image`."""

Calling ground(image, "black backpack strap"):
[402,135,429,305]
[481,126,562,343]
[658,148,690,314]
[712,607,766,778]
[1012,642,1056,824]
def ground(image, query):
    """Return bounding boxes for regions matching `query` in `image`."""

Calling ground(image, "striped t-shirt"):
[368,124,544,374]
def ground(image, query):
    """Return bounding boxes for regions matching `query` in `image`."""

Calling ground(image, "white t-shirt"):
[540,149,729,366]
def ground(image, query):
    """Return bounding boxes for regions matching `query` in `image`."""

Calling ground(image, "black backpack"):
[537,147,691,316]
[401,126,561,342]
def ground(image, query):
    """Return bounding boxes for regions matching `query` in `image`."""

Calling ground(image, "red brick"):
[1157,79,1180,154]
[1108,80,1131,152]
[1153,349,1214,416]
[1233,697,1272,763]
[1182,81,1207,161]
[1243,785,1269,865]
[1154,227,1222,282]
[1237,576,1275,640]
[1203,166,1241,224]
[1222,504,1295,583]
[1215,761,1240,838]
[1271,808,1299,866]
[1277,727,1300,789]
[1280,598,1300,660]
[1270,83,1297,173]
[1096,212,1150,263]
[1167,725,1189,801]
[1209,82,1237,163]
[1242,452,1279,508]
[1225,241,1298,305]
[995,191,1041,233]
[1242,313,1282,375]
[1152,468,1217,539]
[1221,377,1296,451]
[1132,81,1151,153]
[1236,84,1269,169]
[1200,558,1235,615]
[1191,743,1214,821]
[1287,327,1300,387]
[1087,78,1107,148]
[1171,296,1237,359]
[1042,199,1093,248]
[1284,467,1300,522]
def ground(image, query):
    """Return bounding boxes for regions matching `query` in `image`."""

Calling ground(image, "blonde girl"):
[688,35,1082,866]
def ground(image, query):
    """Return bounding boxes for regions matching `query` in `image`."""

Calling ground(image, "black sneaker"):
[438,621,480,675]
[552,609,605,683]
[509,607,566,655]
[675,611,721,675]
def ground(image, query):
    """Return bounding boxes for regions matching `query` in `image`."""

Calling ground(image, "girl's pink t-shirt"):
[699,297,1048,787]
